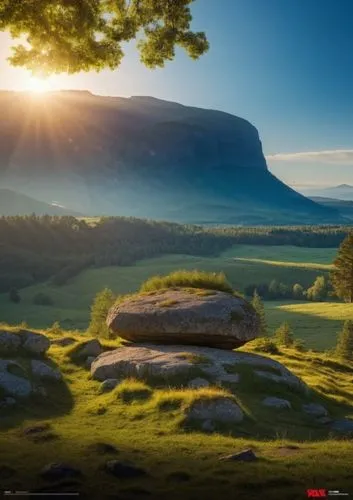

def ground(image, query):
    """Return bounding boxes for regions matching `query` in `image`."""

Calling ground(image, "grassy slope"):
[0,328,352,499]
[0,245,336,333]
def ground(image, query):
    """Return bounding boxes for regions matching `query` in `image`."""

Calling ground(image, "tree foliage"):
[251,289,267,337]
[305,275,328,302]
[0,0,209,75]
[274,322,294,347]
[335,320,353,361]
[330,232,353,303]
[87,287,116,338]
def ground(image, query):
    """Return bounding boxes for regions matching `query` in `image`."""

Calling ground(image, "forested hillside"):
[0,215,351,293]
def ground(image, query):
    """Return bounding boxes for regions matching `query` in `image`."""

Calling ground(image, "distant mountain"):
[0,189,83,216]
[302,184,353,201]
[0,90,345,225]
[310,196,353,220]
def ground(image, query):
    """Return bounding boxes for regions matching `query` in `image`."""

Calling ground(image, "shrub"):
[87,288,116,338]
[274,322,294,347]
[335,320,353,361]
[292,338,306,352]
[139,270,234,294]
[33,292,53,306]
[250,337,279,354]
[47,321,62,335]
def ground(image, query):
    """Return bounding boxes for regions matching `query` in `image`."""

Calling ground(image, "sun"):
[27,76,52,94]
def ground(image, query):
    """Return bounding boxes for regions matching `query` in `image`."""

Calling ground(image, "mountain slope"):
[0,188,82,216]
[310,196,353,220]
[0,91,344,224]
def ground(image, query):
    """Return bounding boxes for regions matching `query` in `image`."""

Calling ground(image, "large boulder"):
[0,360,32,397]
[186,397,244,423]
[20,330,50,355]
[0,331,21,355]
[91,344,307,393]
[31,360,62,381]
[107,288,259,349]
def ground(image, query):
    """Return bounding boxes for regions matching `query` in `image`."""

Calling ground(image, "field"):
[0,244,335,318]
[1,327,353,499]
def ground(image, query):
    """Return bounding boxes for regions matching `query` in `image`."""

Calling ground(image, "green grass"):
[1,326,353,499]
[265,301,353,350]
[0,245,336,332]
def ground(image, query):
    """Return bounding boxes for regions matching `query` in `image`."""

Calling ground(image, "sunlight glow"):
[27,77,52,93]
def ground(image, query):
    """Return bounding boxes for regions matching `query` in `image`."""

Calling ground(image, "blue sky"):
[1,0,353,189]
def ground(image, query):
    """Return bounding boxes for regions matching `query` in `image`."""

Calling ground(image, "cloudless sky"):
[1,0,353,188]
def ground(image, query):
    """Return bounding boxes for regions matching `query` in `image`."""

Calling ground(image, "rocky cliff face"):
[0,91,343,224]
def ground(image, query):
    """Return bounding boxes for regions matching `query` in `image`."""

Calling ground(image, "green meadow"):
[0,244,344,351]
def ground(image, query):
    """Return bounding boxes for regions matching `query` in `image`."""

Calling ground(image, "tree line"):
[1,215,352,294]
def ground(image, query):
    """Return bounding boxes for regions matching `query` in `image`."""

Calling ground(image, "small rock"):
[330,418,353,435]
[31,360,62,381]
[104,460,147,478]
[201,419,215,432]
[302,403,328,417]
[262,397,291,409]
[0,331,21,354]
[219,449,257,462]
[40,463,82,481]
[32,433,59,443]
[99,378,120,393]
[51,337,76,347]
[88,442,119,455]
[20,331,50,355]
[85,356,96,369]
[187,397,244,423]
[187,377,210,389]
[77,339,103,359]
[0,397,16,409]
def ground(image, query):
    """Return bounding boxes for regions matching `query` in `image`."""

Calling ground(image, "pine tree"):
[274,322,294,347]
[251,289,267,337]
[335,320,353,361]
[331,232,353,302]
[87,288,116,339]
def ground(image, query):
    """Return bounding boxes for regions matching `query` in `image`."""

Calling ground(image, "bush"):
[292,338,306,352]
[33,292,53,306]
[47,321,62,335]
[140,269,234,294]
[87,288,116,338]
[250,337,279,354]
[335,320,353,361]
[274,322,294,347]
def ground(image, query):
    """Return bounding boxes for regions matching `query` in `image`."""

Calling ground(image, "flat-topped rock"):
[91,344,308,393]
[106,288,259,349]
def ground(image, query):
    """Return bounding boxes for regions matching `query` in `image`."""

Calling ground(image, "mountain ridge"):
[0,91,344,224]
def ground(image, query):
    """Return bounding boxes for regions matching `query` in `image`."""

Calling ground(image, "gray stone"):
[0,331,21,354]
[21,331,50,355]
[85,356,96,369]
[32,385,48,397]
[187,377,210,389]
[254,369,308,393]
[219,449,257,462]
[99,379,120,393]
[262,397,291,409]
[0,360,31,397]
[31,360,62,381]
[104,461,147,478]
[302,403,328,417]
[201,419,215,432]
[186,397,243,423]
[107,289,259,349]
[40,463,82,481]
[76,339,103,359]
[330,419,353,435]
[91,344,306,394]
